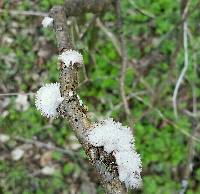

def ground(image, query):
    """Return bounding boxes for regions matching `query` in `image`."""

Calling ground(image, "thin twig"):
[0,92,34,97]
[80,15,97,40]
[0,135,85,169]
[115,0,134,127]
[128,0,155,19]
[179,25,199,194]
[0,9,48,17]
[14,136,78,159]
[172,21,189,118]
[130,93,200,143]
[151,0,199,51]
[96,18,121,56]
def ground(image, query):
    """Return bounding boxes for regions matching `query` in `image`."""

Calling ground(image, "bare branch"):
[96,18,121,56]
[0,92,34,96]
[50,4,127,194]
[0,9,47,17]
[64,0,112,16]
[14,136,80,163]
[50,6,73,52]
[172,20,189,118]
[179,9,198,192]
[114,0,134,127]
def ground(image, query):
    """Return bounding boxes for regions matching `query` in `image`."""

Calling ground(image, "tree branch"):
[50,4,127,194]
[50,6,73,52]
[172,0,190,118]
[64,0,112,16]
[0,9,48,17]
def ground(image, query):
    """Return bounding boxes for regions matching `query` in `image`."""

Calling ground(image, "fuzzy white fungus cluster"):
[58,50,83,68]
[42,16,53,28]
[35,49,83,118]
[35,83,63,118]
[87,118,142,188]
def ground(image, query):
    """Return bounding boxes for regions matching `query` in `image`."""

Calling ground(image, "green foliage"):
[63,163,78,175]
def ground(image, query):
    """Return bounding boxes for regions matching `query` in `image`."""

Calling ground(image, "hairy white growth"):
[114,151,142,188]
[11,148,24,161]
[87,118,142,188]
[42,16,53,27]
[87,118,134,153]
[35,83,64,118]
[58,50,83,68]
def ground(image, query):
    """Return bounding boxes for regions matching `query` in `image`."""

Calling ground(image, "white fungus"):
[35,83,64,118]
[11,148,24,161]
[58,50,83,68]
[87,118,142,189]
[42,16,53,28]
[114,151,142,188]
[86,118,134,153]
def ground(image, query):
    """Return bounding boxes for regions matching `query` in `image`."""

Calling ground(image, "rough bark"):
[50,6,72,52]
[64,0,112,16]
[50,4,127,194]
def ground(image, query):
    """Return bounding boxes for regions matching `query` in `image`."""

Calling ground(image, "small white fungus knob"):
[58,50,83,68]
[35,83,64,118]
[42,16,54,28]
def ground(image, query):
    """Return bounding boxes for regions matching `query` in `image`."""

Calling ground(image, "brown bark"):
[50,4,127,194]
[64,0,112,16]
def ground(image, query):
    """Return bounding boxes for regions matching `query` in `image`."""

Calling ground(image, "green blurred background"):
[0,0,200,193]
